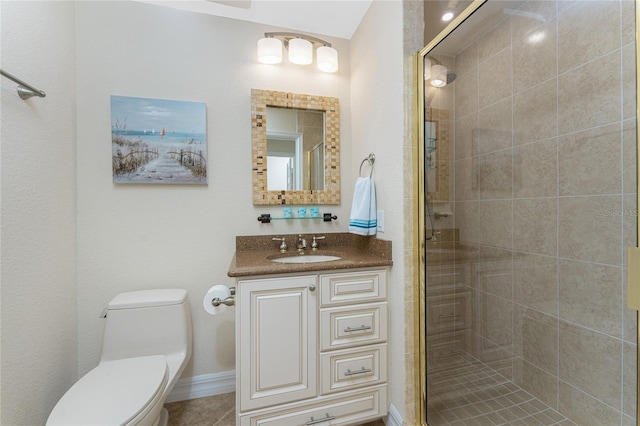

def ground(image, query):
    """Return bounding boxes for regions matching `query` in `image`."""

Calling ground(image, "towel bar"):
[359,153,375,177]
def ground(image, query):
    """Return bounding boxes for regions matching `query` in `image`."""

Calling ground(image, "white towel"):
[349,176,377,236]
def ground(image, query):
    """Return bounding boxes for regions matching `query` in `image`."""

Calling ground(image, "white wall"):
[350,0,406,421]
[1,2,78,424]
[75,1,353,379]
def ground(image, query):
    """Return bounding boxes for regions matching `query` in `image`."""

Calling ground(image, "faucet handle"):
[311,235,325,250]
[272,237,288,253]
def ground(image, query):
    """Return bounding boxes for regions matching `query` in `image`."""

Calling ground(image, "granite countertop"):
[228,233,392,277]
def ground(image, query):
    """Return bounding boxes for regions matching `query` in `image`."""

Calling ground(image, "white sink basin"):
[270,255,341,264]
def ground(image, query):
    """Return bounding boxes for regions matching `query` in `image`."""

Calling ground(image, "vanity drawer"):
[320,270,387,307]
[320,344,387,395]
[320,302,387,351]
[239,384,387,426]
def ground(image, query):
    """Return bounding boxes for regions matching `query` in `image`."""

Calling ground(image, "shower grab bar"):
[0,69,46,99]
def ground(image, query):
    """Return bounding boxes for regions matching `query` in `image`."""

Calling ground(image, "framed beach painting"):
[111,95,207,184]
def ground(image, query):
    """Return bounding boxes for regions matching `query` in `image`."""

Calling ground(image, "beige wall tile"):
[479,47,512,109]
[513,78,558,146]
[513,357,559,409]
[623,44,637,121]
[623,342,637,418]
[454,70,479,119]
[474,255,513,299]
[513,138,558,198]
[513,198,558,256]
[479,200,513,249]
[455,200,482,244]
[513,305,558,374]
[558,195,622,265]
[623,119,637,195]
[513,18,557,94]
[558,51,622,136]
[558,380,621,425]
[558,123,622,196]
[513,253,558,316]
[557,0,621,73]
[559,259,623,337]
[454,113,478,161]
[478,149,513,200]
[454,157,478,201]
[559,321,622,408]
[478,16,511,60]
[476,98,513,155]
[622,0,635,46]
[454,41,478,80]
[511,1,558,42]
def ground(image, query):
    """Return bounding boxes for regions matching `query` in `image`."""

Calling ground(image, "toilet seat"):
[47,355,168,426]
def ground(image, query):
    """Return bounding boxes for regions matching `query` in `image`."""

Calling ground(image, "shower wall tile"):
[454,69,478,119]
[512,305,558,374]
[624,342,638,417]
[513,78,558,146]
[623,44,637,121]
[558,259,622,337]
[557,1,621,73]
[455,201,482,244]
[454,41,478,79]
[478,47,512,108]
[513,357,558,410]
[511,1,558,42]
[478,149,513,199]
[558,123,622,196]
[476,98,512,155]
[513,253,558,316]
[558,381,621,425]
[512,18,557,94]
[513,138,558,198]
[624,194,638,266]
[513,198,558,256]
[558,195,622,265]
[454,157,478,201]
[623,119,637,195]
[454,113,478,160]
[474,254,512,299]
[559,321,622,408]
[478,16,511,60]
[622,0,635,46]
[558,51,622,136]
[479,200,513,249]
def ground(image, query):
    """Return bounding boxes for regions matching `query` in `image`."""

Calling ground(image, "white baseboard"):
[165,370,236,403]
[386,403,404,426]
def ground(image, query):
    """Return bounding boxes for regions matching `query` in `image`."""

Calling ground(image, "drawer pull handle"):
[438,313,461,319]
[307,413,336,425]
[345,367,372,376]
[344,325,372,333]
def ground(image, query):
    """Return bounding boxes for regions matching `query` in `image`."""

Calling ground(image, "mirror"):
[424,107,450,202]
[252,89,340,205]
[266,107,325,191]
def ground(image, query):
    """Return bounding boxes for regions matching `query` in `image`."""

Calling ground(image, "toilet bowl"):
[47,289,193,426]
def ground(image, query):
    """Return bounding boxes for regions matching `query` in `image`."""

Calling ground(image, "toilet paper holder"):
[211,287,236,307]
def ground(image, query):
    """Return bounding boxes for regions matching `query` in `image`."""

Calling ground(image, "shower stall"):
[416,0,639,424]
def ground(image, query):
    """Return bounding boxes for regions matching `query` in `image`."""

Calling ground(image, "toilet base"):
[157,407,169,426]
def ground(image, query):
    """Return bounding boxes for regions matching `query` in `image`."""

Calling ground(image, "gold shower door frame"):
[413,1,640,424]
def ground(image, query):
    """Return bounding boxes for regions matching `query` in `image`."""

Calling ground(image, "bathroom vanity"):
[228,233,392,426]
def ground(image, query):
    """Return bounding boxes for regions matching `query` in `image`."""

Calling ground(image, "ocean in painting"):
[111,95,207,184]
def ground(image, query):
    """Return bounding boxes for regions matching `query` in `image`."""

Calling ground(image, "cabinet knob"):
[309,284,316,292]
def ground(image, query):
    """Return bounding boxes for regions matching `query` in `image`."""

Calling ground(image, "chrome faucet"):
[296,234,307,252]
[311,235,325,250]
[272,237,288,253]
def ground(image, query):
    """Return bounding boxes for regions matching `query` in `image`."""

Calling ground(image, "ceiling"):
[138,0,373,39]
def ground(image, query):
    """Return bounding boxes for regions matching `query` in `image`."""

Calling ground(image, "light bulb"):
[431,64,447,87]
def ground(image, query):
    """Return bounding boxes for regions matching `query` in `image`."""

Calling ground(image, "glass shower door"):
[417,1,639,424]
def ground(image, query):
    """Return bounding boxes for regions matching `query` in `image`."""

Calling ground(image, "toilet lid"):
[47,355,168,426]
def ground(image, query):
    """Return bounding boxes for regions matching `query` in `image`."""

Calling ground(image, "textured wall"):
[1,1,78,424]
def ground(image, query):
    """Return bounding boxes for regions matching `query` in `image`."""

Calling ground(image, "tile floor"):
[164,392,385,426]
[427,354,574,426]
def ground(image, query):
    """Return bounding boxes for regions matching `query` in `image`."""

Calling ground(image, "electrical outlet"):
[377,210,384,232]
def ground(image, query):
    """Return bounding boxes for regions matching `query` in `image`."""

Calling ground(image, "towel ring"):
[359,153,375,178]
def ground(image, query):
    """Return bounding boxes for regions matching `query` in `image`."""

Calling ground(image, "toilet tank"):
[100,289,193,363]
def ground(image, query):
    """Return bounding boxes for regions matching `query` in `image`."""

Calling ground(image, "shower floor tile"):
[427,353,575,426]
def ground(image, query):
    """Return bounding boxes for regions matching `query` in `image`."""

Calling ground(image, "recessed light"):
[442,12,454,22]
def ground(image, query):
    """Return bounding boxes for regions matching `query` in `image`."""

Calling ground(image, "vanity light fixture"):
[257,32,339,73]
[430,64,448,87]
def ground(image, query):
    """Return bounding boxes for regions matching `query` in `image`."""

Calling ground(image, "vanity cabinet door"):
[237,275,318,411]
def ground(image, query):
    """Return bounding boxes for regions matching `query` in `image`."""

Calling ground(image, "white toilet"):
[47,289,193,426]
